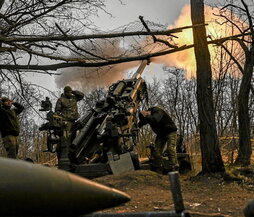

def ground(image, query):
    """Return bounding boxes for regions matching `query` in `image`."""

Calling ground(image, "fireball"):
[150,4,243,79]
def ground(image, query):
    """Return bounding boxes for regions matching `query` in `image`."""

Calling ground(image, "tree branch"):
[0,25,204,43]
[55,22,106,60]
[139,15,178,49]
[0,44,191,70]
[0,31,252,72]
[220,44,244,73]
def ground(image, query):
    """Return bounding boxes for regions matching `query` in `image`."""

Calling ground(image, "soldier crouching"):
[138,106,179,174]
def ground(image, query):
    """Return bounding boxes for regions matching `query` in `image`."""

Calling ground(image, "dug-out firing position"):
[39,60,150,177]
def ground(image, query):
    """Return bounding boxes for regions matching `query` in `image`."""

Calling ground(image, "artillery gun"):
[39,59,191,178]
[39,60,149,178]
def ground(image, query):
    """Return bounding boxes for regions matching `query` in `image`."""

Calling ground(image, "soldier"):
[138,106,179,174]
[55,86,84,135]
[0,97,24,159]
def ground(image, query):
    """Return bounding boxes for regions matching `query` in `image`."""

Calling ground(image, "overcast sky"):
[26,0,191,91]
[94,0,189,29]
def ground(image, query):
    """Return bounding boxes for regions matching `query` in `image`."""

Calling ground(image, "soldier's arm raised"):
[72,90,84,101]
[13,102,24,115]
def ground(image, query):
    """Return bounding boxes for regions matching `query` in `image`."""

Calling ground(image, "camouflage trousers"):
[57,120,76,162]
[2,135,19,159]
[151,131,179,173]
[65,121,77,142]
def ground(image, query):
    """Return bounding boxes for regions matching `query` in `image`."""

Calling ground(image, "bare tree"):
[232,0,254,166]
[213,0,254,166]
[191,0,225,173]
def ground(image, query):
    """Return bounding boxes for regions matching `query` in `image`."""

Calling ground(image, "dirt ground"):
[93,169,253,217]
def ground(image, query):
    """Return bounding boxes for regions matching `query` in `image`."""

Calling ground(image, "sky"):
[93,0,190,30]
[25,0,193,91]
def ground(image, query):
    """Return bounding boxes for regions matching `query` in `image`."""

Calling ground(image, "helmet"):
[64,86,72,93]
[1,97,10,102]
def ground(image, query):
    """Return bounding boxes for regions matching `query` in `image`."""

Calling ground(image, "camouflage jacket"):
[0,102,24,137]
[55,90,84,121]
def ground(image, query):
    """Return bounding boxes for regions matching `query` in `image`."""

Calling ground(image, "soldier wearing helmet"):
[55,86,84,131]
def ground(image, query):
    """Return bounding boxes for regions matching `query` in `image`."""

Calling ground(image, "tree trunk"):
[235,48,253,166]
[190,0,224,173]
[0,0,4,10]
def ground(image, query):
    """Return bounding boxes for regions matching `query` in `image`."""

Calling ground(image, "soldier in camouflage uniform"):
[55,86,84,133]
[138,106,179,174]
[0,97,24,159]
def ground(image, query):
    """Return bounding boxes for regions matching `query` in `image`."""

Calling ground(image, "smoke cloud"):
[150,5,196,78]
[56,4,243,91]
[55,39,139,93]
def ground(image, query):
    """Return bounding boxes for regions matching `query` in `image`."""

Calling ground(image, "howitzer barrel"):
[72,111,95,147]
[131,60,149,79]
[0,157,130,216]
[67,59,149,175]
